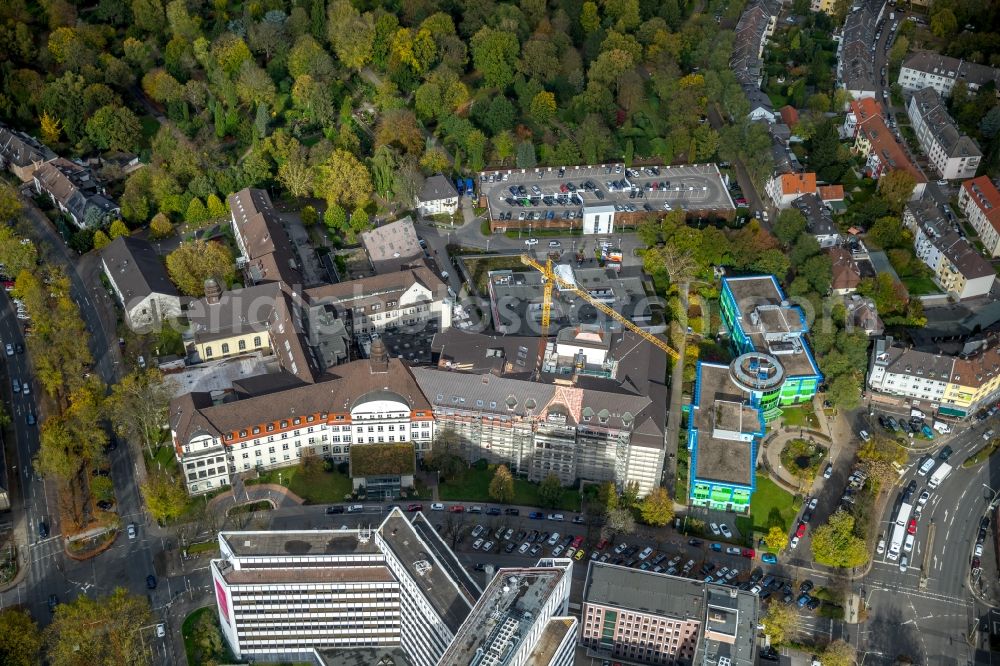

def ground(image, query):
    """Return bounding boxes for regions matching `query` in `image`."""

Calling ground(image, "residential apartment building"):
[958,176,1000,257]
[32,158,118,228]
[898,52,1000,97]
[359,216,424,275]
[730,0,780,123]
[792,194,840,248]
[417,174,459,217]
[811,0,837,14]
[170,347,435,495]
[903,199,995,300]
[868,335,1000,418]
[101,236,181,332]
[841,97,883,139]
[854,111,927,199]
[580,562,759,666]
[421,327,669,497]
[0,124,55,182]
[765,172,818,209]
[211,512,481,664]
[907,87,981,180]
[438,559,576,666]
[838,0,887,100]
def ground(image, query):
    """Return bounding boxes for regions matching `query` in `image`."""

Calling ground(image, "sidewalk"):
[206,482,305,519]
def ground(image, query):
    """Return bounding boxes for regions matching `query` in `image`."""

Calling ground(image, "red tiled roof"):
[817,185,845,202]
[851,97,883,123]
[962,176,1000,235]
[778,172,817,195]
[858,115,927,185]
[779,105,799,126]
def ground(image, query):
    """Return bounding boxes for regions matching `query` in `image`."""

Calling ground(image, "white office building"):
[212,517,578,666]
[582,204,616,235]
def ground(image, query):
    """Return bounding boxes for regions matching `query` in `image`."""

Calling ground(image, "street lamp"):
[983,483,1000,509]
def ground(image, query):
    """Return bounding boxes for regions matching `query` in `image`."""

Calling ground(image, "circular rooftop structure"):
[729,351,785,393]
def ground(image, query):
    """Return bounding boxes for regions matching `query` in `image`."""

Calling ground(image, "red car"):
[406,503,423,512]
[741,548,756,558]
[907,518,917,535]
[448,505,465,513]
[795,522,807,538]
[595,538,609,551]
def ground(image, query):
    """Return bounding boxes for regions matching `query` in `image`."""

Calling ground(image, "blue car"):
[921,425,934,439]
[710,542,723,552]
[529,511,544,519]
[761,553,778,564]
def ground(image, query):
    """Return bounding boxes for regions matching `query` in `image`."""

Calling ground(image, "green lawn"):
[439,462,580,511]
[247,464,353,504]
[145,444,176,472]
[749,474,801,534]
[901,276,941,295]
[781,403,819,429]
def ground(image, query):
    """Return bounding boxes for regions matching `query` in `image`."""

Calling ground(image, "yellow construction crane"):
[519,254,680,371]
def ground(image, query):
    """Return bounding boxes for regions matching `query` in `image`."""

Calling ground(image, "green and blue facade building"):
[686,275,822,513]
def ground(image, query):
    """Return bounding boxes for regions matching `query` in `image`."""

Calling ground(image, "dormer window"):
[239,430,247,438]
[253,427,260,435]
[266,424,275,432]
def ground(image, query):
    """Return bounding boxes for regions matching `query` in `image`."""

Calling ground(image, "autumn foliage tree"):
[489,464,515,504]
[165,240,235,297]
[639,487,674,526]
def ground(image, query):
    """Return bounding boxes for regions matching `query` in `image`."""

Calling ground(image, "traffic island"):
[64,525,118,561]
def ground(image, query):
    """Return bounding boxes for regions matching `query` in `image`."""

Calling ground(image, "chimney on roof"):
[204,277,223,304]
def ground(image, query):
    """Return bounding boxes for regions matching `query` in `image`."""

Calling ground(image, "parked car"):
[719,524,733,539]
[907,518,917,535]
[127,523,137,539]
[726,546,742,555]
[790,536,800,549]
[547,513,564,521]
[472,538,484,550]
[710,522,721,536]
[795,522,807,538]
[346,504,364,513]
[146,575,157,589]
[823,463,833,479]
[430,503,445,511]
[761,553,778,564]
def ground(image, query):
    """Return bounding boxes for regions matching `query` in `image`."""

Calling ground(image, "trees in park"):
[0,608,41,666]
[538,474,564,508]
[44,588,152,665]
[811,510,868,568]
[639,487,674,526]
[489,464,515,504]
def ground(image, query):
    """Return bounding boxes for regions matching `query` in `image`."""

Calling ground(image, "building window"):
[253,336,262,347]
[239,340,246,351]
[221,343,229,354]
[205,346,213,357]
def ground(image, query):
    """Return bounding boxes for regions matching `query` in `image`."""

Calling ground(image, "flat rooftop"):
[693,363,755,487]
[489,265,652,335]
[702,584,760,666]
[441,566,568,666]
[583,562,706,620]
[220,530,382,558]
[378,513,473,633]
[411,513,482,603]
[317,647,413,666]
[220,565,395,586]
[525,618,575,666]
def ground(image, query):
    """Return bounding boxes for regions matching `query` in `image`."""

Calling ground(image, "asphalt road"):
[0,201,178,665]
[857,413,1000,665]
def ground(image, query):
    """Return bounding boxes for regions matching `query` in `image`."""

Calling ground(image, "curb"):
[64,528,119,561]
[0,544,30,594]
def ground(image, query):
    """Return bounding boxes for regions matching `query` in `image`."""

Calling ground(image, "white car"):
[903,533,914,554]
[430,502,445,511]
[547,532,561,546]
[726,546,742,555]
[518,542,530,554]
[720,524,733,539]
[899,555,909,572]
[155,624,165,638]
[471,525,485,538]
[472,538,484,550]
[823,463,833,479]
[877,538,886,554]
[547,513,563,521]
[127,523,137,540]
[614,542,628,554]
[789,536,800,549]
[551,545,564,557]
[346,504,364,513]
[709,522,721,536]
[4,343,12,356]
[859,430,871,442]
[638,546,653,560]
[525,238,538,246]
[808,497,818,511]
[917,491,930,506]
[975,543,984,557]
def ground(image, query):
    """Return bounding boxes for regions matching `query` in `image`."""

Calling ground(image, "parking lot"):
[480,163,735,227]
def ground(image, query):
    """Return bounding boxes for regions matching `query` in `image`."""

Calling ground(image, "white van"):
[917,457,936,476]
